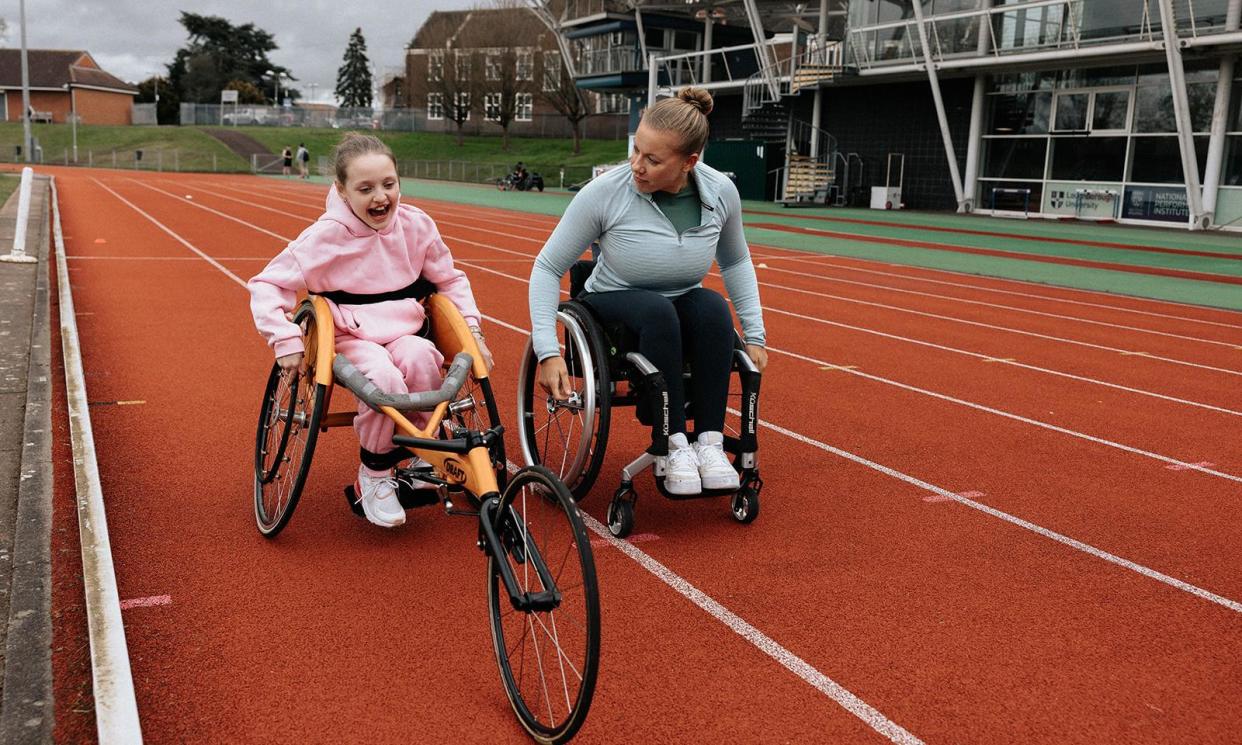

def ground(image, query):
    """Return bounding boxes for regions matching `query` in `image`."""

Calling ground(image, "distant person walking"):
[296,143,310,179]
[281,146,293,177]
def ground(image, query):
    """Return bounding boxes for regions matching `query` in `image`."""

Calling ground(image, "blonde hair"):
[332,132,397,183]
[641,87,713,155]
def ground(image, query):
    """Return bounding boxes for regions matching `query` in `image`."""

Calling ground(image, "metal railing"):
[845,0,1235,70]
[741,40,844,112]
[781,117,837,204]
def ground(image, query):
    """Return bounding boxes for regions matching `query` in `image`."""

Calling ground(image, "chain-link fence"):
[0,146,247,172]
[181,103,628,140]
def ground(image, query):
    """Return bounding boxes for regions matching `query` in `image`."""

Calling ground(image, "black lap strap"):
[319,277,436,305]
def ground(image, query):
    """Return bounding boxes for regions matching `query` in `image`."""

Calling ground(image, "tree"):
[539,49,591,155]
[336,28,374,108]
[429,48,478,147]
[134,76,179,125]
[223,79,267,104]
[470,13,537,151]
[167,12,293,104]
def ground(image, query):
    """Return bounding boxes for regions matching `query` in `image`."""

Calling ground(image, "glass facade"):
[980,62,1242,222]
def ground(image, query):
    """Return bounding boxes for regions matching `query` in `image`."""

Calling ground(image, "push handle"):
[333,352,473,412]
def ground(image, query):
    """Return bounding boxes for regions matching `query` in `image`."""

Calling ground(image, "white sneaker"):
[356,466,406,528]
[695,431,740,491]
[662,433,702,495]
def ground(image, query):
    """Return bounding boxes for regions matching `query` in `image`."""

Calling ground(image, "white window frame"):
[455,50,472,80]
[428,50,444,83]
[453,91,470,120]
[516,92,533,122]
[516,50,534,81]
[485,52,502,81]
[542,51,561,92]
[484,92,502,122]
[427,92,444,120]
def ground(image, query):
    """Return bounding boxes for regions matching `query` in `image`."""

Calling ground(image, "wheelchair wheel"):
[253,364,327,536]
[253,303,328,537]
[488,466,600,744]
[517,303,610,500]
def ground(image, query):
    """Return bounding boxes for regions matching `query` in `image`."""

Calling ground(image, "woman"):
[528,87,767,496]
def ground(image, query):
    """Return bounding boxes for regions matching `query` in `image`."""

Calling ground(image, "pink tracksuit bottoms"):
[335,334,444,454]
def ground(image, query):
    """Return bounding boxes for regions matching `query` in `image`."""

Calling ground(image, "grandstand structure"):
[526,0,1242,230]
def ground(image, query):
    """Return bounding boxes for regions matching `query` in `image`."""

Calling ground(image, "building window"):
[516,92,533,121]
[517,50,533,81]
[543,51,561,92]
[486,52,502,81]
[428,50,444,83]
[1053,92,1089,131]
[453,92,470,120]
[484,92,502,122]
[427,92,443,120]
[595,92,631,114]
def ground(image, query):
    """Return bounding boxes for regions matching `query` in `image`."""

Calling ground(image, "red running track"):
[46,168,1242,744]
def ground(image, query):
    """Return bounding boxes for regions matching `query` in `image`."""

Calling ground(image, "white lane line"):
[754,261,1242,350]
[579,511,925,745]
[741,413,1242,614]
[52,178,145,741]
[67,255,272,261]
[750,251,1242,333]
[464,270,1242,615]
[91,179,248,288]
[416,202,1242,344]
[103,184,923,745]
[450,257,1242,483]
[235,174,1242,331]
[763,342,1242,484]
[127,180,294,242]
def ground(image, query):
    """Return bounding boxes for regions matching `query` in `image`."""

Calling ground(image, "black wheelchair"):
[517,260,763,538]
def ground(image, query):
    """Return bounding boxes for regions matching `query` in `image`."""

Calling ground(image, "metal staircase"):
[780,119,836,206]
[741,40,843,205]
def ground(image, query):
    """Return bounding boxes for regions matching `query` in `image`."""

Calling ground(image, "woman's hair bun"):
[677,87,714,116]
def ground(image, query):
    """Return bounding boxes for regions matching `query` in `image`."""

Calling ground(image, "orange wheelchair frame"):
[252,292,599,744]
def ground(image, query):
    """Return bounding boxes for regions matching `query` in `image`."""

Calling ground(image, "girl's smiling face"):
[336,152,400,230]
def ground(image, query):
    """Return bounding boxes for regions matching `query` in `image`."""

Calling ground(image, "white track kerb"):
[51,177,145,743]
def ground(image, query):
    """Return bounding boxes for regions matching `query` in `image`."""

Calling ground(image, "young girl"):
[249,133,493,528]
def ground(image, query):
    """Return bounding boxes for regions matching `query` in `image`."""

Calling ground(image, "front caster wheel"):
[731,487,759,524]
[607,488,635,538]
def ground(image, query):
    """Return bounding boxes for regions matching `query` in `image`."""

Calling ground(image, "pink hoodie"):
[248,188,481,358]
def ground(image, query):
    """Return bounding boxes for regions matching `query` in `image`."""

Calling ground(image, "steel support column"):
[1202,0,1242,226]
[962,0,994,212]
[1157,0,1207,229]
[911,0,966,208]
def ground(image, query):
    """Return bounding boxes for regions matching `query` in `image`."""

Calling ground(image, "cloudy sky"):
[7,1,479,102]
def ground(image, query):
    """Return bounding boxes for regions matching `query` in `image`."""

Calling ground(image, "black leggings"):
[580,288,733,435]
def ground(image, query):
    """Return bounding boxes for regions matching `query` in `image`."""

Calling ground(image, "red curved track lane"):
[47,168,1242,744]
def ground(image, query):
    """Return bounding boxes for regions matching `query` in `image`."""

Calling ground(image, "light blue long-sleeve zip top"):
[528,161,766,361]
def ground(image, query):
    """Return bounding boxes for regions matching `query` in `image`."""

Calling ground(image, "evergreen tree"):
[167,12,293,104]
[335,28,374,108]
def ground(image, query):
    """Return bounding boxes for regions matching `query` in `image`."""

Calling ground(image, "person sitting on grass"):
[249,133,493,528]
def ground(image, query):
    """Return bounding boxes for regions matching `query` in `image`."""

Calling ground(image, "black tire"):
[488,466,600,744]
[517,303,611,500]
[731,486,760,524]
[606,494,634,539]
[253,364,327,537]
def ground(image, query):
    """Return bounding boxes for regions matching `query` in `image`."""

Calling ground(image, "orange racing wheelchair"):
[253,287,599,744]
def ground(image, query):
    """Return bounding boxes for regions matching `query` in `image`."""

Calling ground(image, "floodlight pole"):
[63,84,78,162]
[19,0,33,163]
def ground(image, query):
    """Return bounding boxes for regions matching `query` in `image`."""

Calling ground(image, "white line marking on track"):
[95,188,923,743]
[580,511,926,745]
[91,178,249,288]
[119,595,172,610]
[742,413,1242,615]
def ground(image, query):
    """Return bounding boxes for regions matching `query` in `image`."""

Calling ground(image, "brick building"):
[406,8,628,139]
[0,50,137,125]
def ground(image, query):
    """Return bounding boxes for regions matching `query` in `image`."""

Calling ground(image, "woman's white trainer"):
[695,431,740,490]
